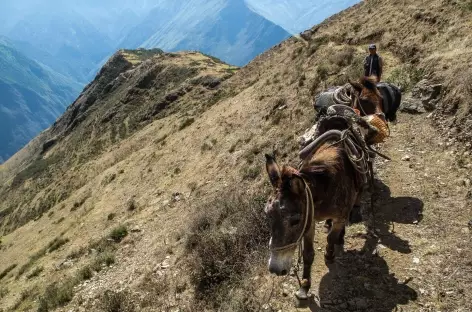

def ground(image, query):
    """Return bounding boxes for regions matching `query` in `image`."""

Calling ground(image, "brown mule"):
[264,142,364,300]
[349,76,385,118]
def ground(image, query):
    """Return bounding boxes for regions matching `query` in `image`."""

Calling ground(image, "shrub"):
[102,173,117,186]
[186,190,270,306]
[95,252,115,268]
[100,290,135,312]
[26,266,43,279]
[38,279,77,311]
[240,165,262,180]
[77,266,93,280]
[109,225,128,243]
[126,197,137,211]
[317,64,330,80]
[0,263,17,280]
[47,237,70,253]
[0,286,9,298]
[179,117,195,130]
[330,47,355,67]
[385,65,425,91]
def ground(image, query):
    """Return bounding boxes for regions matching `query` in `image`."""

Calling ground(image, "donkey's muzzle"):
[268,251,293,276]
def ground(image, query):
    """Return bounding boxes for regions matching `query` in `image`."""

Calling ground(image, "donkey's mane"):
[300,143,342,177]
[360,76,379,91]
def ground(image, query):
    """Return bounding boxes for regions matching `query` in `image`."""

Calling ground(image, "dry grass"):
[1,1,472,311]
[186,190,270,308]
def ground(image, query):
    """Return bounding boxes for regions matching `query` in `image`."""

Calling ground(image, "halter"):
[270,175,314,252]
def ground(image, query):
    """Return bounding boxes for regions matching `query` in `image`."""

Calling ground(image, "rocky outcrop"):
[400,79,442,114]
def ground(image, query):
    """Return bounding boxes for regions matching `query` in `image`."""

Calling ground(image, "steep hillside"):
[0,38,82,163]
[118,0,291,66]
[0,0,471,311]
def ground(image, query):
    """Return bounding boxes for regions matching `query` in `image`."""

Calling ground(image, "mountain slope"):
[0,0,471,311]
[0,38,81,163]
[119,0,291,66]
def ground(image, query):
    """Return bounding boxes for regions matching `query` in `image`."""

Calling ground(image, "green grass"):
[109,225,128,243]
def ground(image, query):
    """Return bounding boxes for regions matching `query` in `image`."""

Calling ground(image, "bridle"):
[269,174,314,252]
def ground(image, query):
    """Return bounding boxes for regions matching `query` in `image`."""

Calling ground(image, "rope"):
[332,84,353,106]
[270,178,314,252]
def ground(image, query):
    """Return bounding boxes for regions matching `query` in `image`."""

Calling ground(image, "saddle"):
[299,105,376,185]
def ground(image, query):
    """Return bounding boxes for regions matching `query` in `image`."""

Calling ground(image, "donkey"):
[349,76,401,122]
[264,140,365,299]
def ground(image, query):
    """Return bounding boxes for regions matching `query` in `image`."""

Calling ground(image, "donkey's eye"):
[289,214,301,226]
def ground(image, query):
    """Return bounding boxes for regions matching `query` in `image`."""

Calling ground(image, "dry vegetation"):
[0,0,471,311]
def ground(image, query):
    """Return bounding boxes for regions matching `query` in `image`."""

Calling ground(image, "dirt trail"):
[278,113,472,312]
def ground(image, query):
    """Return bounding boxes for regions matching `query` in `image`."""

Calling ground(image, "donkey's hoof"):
[295,288,309,301]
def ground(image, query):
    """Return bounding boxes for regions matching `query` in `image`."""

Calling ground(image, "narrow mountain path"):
[280,113,471,312]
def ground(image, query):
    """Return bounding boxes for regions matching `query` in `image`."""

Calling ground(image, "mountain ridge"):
[1,0,471,311]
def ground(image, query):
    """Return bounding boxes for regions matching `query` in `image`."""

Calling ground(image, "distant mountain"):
[246,0,360,34]
[6,9,114,83]
[119,0,291,66]
[0,38,81,162]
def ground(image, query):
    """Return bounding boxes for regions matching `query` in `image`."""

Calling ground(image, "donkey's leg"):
[325,220,345,264]
[296,232,315,300]
[323,219,332,233]
[349,192,363,224]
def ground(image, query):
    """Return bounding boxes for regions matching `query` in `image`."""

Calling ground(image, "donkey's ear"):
[349,78,363,92]
[265,154,281,188]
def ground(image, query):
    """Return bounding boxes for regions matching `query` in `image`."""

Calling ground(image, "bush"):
[100,290,135,312]
[38,279,76,311]
[0,286,9,298]
[385,65,425,91]
[109,225,128,243]
[0,263,17,280]
[330,47,355,67]
[26,266,43,279]
[96,252,115,267]
[186,191,270,306]
[77,266,93,280]
[47,237,70,253]
[317,64,330,80]
[240,165,262,180]
[102,173,117,186]
[179,117,195,130]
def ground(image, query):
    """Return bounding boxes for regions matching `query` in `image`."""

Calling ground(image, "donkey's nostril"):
[280,269,288,275]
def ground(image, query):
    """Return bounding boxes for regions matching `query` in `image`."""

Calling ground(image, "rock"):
[468,220,472,229]
[463,178,471,188]
[401,80,443,114]
[411,79,442,111]
[400,97,426,114]
[413,257,420,264]
[401,155,411,161]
